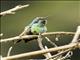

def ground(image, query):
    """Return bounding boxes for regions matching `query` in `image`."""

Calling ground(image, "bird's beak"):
[43,16,48,20]
[45,20,47,24]
[45,16,48,19]
[38,16,48,20]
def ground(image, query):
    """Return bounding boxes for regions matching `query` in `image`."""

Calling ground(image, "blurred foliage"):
[0,1,80,60]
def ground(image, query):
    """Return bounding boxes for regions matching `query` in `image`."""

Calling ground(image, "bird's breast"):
[31,25,47,34]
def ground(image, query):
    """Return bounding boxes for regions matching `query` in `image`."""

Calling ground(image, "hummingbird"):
[31,19,47,35]
[15,17,47,44]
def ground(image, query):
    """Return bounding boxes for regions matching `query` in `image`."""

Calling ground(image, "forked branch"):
[0,32,75,43]
[2,42,80,60]
[0,4,29,16]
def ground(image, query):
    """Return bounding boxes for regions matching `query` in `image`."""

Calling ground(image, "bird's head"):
[38,17,47,26]
[29,16,48,27]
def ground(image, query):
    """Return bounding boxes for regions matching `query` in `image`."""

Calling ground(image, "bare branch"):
[37,34,44,49]
[0,32,75,43]
[71,26,80,43]
[45,46,53,60]
[48,26,80,60]
[7,46,13,57]
[60,51,73,60]
[37,35,48,58]
[47,49,71,60]
[2,42,80,60]
[45,37,57,47]
[37,34,53,60]
[0,4,29,16]
[49,26,80,60]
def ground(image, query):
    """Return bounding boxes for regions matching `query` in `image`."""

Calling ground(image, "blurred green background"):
[1,1,80,60]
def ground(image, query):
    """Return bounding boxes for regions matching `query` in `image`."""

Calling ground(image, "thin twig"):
[45,37,62,60]
[45,46,53,60]
[2,42,80,60]
[48,26,80,60]
[47,49,71,60]
[45,37,57,47]
[60,51,73,60]
[37,33,53,60]
[0,32,75,43]
[71,26,80,43]
[0,4,29,16]
[37,34,44,49]
[7,46,13,57]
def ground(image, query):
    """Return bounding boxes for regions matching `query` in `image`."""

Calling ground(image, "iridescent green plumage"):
[15,17,47,43]
[31,20,47,34]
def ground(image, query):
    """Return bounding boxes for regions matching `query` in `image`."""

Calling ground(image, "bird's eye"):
[41,20,47,24]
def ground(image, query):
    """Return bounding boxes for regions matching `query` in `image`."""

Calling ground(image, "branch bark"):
[0,32,75,43]
[2,42,80,60]
[37,34,53,60]
[71,26,80,43]
[0,4,29,16]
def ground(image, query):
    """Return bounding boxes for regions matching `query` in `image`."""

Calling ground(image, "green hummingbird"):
[15,17,47,43]
[31,19,47,34]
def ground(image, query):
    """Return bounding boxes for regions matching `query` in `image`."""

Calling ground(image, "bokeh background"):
[1,1,80,60]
